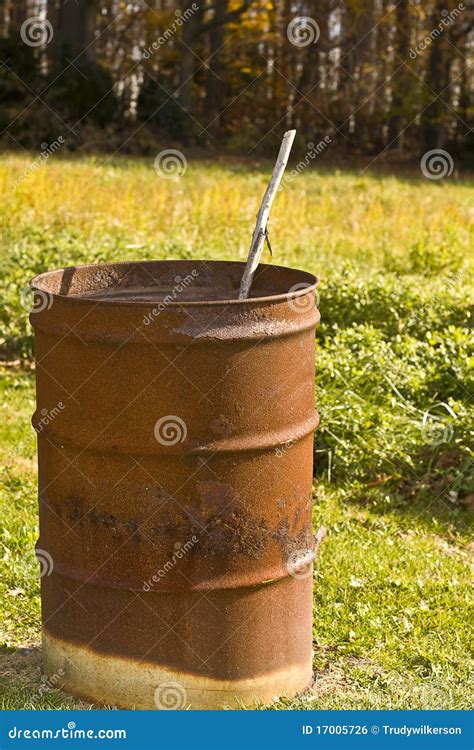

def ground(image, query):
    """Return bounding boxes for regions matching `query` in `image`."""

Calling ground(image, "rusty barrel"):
[30,259,319,709]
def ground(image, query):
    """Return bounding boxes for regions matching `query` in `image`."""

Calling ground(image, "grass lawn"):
[0,154,472,709]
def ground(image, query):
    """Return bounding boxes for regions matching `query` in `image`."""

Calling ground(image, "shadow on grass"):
[2,149,474,184]
[0,644,90,710]
[345,478,473,538]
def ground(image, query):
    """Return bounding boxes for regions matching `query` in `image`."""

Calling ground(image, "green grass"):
[0,154,473,709]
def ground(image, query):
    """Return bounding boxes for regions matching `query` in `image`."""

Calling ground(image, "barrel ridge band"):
[33,411,320,455]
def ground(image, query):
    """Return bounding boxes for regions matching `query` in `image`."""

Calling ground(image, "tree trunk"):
[205,0,228,138]
[388,0,410,151]
[421,0,450,149]
[456,32,470,150]
[55,0,98,66]
[338,5,357,144]
[0,0,7,37]
[177,1,205,117]
[8,0,29,33]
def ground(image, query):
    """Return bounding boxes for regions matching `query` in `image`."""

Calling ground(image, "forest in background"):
[0,0,473,160]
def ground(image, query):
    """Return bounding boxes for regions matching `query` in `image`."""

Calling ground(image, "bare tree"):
[55,0,98,66]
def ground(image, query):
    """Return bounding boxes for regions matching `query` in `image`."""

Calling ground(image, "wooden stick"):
[238,129,296,299]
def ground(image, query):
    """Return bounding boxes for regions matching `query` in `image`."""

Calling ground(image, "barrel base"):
[43,630,313,709]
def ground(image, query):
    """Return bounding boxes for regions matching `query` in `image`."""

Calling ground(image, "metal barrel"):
[30,259,320,709]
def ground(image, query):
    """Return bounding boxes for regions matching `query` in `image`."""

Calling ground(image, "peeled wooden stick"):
[238,129,296,299]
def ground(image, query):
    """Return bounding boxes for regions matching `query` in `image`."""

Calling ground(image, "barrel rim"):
[30,259,319,308]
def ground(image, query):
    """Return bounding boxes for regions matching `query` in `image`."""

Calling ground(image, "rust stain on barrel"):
[31,259,320,709]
